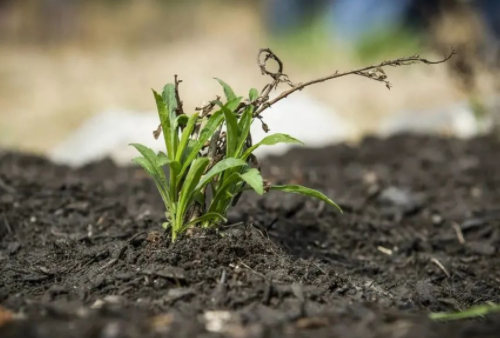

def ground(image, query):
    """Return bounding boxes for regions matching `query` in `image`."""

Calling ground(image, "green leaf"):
[270,185,342,213]
[170,161,182,175]
[222,106,238,157]
[132,156,171,208]
[215,78,236,101]
[179,110,224,178]
[195,158,247,191]
[242,133,304,160]
[235,106,253,156]
[208,172,241,213]
[156,151,170,167]
[176,157,210,229]
[130,143,157,166]
[156,151,181,175]
[181,139,197,164]
[153,89,174,159]
[132,157,155,175]
[176,112,199,163]
[249,88,259,101]
[181,212,227,230]
[226,96,242,112]
[430,303,500,321]
[213,96,242,112]
[175,114,189,128]
[240,168,264,195]
[162,84,179,157]
[162,83,178,118]
[193,191,205,205]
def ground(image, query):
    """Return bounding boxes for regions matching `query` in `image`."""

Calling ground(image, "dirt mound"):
[1,134,500,337]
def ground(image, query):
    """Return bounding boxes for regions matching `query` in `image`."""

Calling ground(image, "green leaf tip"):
[270,185,342,213]
[215,78,237,101]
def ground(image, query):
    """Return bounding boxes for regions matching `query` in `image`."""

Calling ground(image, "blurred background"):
[0,0,499,165]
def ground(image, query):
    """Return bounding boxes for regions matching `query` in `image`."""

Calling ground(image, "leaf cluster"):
[132,79,340,241]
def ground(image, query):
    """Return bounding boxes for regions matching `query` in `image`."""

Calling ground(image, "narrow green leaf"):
[195,158,247,191]
[249,88,259,101]
[215,78,236,101]
[222,106,238,157]
[430,304,500,321]
[181,139,197,164]
[213,96,242,112]
[132,157,155,175]
[132,156,171,209]
[235,106,253,156]
[242,133,304,160]
[226,96,242,112]
[162,83,179,158]
[208,172,241,213]
[181,212,227,230]
[193,191,205,206]
[130,143,157,166]
[176,112,199,163]
[156,151,181,176]
[156,151,170,167]
[171,161,182,175]
[270,185,342,213]
[153,89,174,159]
[162,83,178,118]
[240,168,264,195]
[176,157,210,229]
[179,110,224,178]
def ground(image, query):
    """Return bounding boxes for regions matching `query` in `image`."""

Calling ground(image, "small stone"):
[431,214,443,225]
[103,295,124,304]
[378,186,424,218]
[91,299,105,309]
[204,311,232,333]
[467,242,496,256]
[363,171,378,185]
[8,242,21,255]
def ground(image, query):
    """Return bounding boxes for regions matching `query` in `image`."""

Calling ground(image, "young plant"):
[132,49,453,241]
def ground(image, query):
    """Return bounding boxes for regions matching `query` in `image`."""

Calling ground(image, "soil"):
[1,134,500,338]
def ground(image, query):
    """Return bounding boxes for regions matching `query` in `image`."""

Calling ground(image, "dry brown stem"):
[253,49,456,116]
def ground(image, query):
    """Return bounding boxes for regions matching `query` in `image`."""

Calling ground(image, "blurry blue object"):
[475,0,500,41]
[264,0,326,35]
[327,0,413,43]
[265,0,302,34]
[263,0,500,47]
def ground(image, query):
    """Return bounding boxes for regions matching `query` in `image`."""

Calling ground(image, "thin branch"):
[257,48,294,89]
[174,75,185,116]
[195,96,221,117]
[254,50,456,116]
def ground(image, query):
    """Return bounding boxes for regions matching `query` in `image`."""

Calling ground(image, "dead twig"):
[238,261,266,279]
[257,48,295,88]
[452,222,465,244]
[430,257,451,278]
[195,96,221,117]
[254,50,456,116]
[174,75,185,116]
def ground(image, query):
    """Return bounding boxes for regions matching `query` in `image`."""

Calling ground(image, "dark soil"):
[1,134,500,338]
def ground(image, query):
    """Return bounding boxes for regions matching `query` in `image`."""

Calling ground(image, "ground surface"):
[1,134,500,338]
